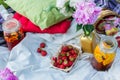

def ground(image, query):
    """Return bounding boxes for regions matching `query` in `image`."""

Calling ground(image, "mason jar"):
[2,18,24,50]
[91,36,118,71]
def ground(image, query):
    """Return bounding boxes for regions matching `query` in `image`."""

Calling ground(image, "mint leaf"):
[83,25,94,36]
[76,24,82,31]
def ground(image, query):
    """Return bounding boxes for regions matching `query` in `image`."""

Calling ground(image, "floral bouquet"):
[56,0,102,36]
[0,68,18,80]
[73,1,102,36]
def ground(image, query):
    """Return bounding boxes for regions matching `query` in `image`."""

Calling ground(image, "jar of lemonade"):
[2,18,24,50]
[91,36,118,71]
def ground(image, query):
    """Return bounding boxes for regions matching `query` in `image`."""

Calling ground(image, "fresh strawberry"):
[37,48,42,53]
[73,54,78,58]
[61,45,69,52]
[68,61,73,67]
[52,57,57,62]
[66,52,70,56]
[60,64,65,69]
[57,64,61,68]
[53,62,57,67]
[70,49,76,55]
[60,52,66,56]
[118,41,120,48]
[69,55,75,61]
[57,59,62,65]
[116,36,120,41]
[40,42,46,48]
[58,55,62,59]
[63,60,69,67]
[116,36,120,48]
[62,56,67,60]
[41,50,47,56]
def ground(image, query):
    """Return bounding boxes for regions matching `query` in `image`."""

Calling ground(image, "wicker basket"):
[94,10,120,34]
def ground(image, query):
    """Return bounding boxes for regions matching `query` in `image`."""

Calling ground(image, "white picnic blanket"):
[0,46,10,69]
[0,20,120,80]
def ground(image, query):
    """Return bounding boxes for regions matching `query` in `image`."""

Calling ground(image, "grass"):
[0,0,9,8]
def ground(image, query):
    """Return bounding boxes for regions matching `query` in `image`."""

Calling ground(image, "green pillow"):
[5,0,72,30]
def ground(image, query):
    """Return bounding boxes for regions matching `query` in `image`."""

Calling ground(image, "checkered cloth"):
[94,0,120,15]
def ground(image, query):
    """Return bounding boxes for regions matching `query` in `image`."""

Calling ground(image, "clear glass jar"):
[2,18,24,50]
[91,36,118,71]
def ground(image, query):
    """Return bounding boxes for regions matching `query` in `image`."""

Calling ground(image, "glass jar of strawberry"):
[91,36,118,71]
[2,18,24,50]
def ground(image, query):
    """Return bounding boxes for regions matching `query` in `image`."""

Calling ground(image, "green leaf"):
[83,25,94,36]
[65,1,75,13]
[66,7,70,12]
[76,24,82,31]
[68,17,73,21]
[70,7,75,12]
[65,1,70,12]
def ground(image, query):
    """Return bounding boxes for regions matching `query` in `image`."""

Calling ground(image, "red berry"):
[116,36,120,40]
[58,56,62,59]
[53,62,57,67]
[57,59,62,65]
[60,65,65,69]
[63,60,69,67]
[118,41,120,48]
[62,56,67,60]
[52,57,57,62]
[57,64,61,68]
[66,52,70,56]
[73,54,78,58]
[60,52,66,56]
[40,42,46,48]
[61,45,69,52]
[69,55,75,61]
[68,61,73,67]
[70,49,76,55]
[37,48,42,53]
[41,50,47,56]
[116,36,120,48]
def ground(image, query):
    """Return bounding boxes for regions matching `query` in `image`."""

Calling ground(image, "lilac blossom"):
[73,1,101,25]
[114,18,120,27]
[0,68,18,80]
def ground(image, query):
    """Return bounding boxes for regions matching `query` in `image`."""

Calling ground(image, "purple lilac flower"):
[0,68,18,80]
[114,18,120,27]
[104,24,112,30]
[73,1,101,25]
